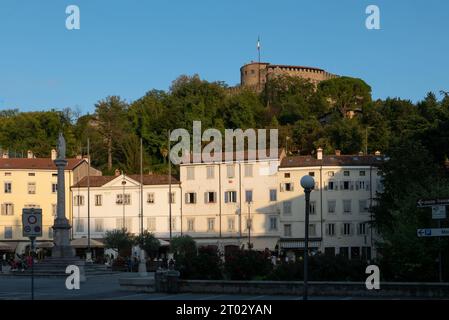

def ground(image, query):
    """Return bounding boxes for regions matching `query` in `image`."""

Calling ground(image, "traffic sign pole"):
[30,236,35,300]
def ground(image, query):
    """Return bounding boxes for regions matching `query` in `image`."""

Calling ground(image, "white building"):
[277,148,385,260]
[70,173,181,240]
[179,150,285,253]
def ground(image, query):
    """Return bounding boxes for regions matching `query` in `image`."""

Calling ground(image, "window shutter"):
[280,183,284,192]
[193,193,197,204]
[350,181,354,190]
[366,182,370,191]
[340,223,344,235]
[291,184,294,191]
[11,204,14,215]
[204,192,208,203]
[224,192,228,203]
[1,204,4,215]
[355,181,359,190]
[214,192,217,203]
[185,193,188,204]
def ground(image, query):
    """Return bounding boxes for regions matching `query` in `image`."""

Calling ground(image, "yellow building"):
[0,151,100,255]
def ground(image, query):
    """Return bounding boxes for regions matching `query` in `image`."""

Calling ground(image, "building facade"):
[277,148,384,260]
[0,152,100,254]
[179,150,285,252]
[70,173,181,241]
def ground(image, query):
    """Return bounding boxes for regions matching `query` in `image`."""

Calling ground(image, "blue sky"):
[0,0,448,113]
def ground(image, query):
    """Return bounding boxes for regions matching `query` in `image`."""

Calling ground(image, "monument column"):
[51,133,76,258]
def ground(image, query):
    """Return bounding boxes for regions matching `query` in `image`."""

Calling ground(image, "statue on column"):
[57,132,66,160]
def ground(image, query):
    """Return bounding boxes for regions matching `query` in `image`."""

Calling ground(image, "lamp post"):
[300,175,315,301]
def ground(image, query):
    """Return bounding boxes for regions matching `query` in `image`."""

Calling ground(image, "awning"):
[71,238,105,248]
[36,242,54,249]
[250,237,279,251]
[280,240,321,249]
[0,242,18,252]
[158,239,170,246]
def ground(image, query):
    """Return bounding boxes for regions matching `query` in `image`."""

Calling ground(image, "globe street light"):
[300,175,315,301]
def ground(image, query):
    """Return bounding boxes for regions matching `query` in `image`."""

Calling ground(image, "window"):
[185,192,196,204]
[344,171,350,176]
[187,167,195,180]
[226,165,235,178]
[4,182,12,193]
[359,200,369,213]
[147,193,155,204]
[358,223,367,235]
[187,218,195,232]
[339,247,349,258]
[206,166,215,179]
[24,204,40,209]
[227,217,235,231]
[147,217,156,231]
[283,201,292,215]
[309,201,316,215]
[4,227,12,239]
[351,247,361,260]
[326,223,336,236]
[362,247,372,260]
[281,182,294,192]
[224,191,237,203]
[269,189,277,202]
[328,171,334,177]
[116,218,133,231]
[74,195,85,206]
[52,204,57,216]
[52,173,57,177]
[308,224,317,236]
[168,192,176,204]
[284,173,290,178]
[244,164,253,177]
[52,183,57,193]
[359,170,366,176]
[28,173,35,176]
[343,200,352,214]
[28,182,36,194]
[308,172,315,177]
[245,190,253,203]
[205,191,217,203]
[327,200,336,214]
[325,247,336,256]
[4,172,11,176]
[207,218,215,232]
[357,180,366,190]
[343,181,350,190]
[327,180,336,190]
[95,195,102,206]
[116,194,131,205]
[1,203,14,216]
[168,217,176,231]
[269,216,278,231]
[284,224,292,237]
[75,219,85,233]
[95,219,104,232]
[343,223,352,236]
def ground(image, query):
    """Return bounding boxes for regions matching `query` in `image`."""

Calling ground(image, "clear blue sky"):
[0,0,448,113]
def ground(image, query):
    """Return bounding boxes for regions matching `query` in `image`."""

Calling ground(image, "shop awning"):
[36,242,54,249]
[251,237,279,251]
[280,240,321,249]
[158,239,170,246]
[71,238,105,248]
[0,242,19,252]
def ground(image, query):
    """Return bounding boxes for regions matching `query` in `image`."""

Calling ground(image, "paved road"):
[0,274,423,300]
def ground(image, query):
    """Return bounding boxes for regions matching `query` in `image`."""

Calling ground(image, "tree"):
[134,231,160,258]
[94,96,129,171]
[103,229,135,257]
[318,77,372,117]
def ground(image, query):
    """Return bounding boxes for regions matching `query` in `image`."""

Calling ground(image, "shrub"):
[103,229,134,257]
[190,246,223,280]
[224,249,272,280]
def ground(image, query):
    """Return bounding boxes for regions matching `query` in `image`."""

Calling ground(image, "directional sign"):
[22,208,42,238]
[417,228,449,237]
[417,198,449,208]
[432,205,447,220]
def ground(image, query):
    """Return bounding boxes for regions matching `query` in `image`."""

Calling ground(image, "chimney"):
[114,168,121,177]
[76,154,82,160]
[83,157,89,164]
[2,150,8,159]
[358,151,364,156]
[335,149,341,156]
[148,170,153,175]
[51,149,57,160]
[375,150,381,156]
[316,147,323,160]
[27,150,34,159]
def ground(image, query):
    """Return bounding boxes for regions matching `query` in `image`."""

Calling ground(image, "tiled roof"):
[0,158,86,170]
[72,174,179,188]
[280,155,386,168]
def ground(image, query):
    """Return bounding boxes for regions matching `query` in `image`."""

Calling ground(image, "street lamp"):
[300,175,315,301]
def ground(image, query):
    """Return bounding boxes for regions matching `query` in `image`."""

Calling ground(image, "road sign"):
[417,228,449,237]
[417,198,449,208]
[432,205,447,220]
[22,208,42,238]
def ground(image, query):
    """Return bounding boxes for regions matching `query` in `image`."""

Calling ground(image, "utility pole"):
[87,138,91,262]
[140,138,144,236]
[168,130,172,242]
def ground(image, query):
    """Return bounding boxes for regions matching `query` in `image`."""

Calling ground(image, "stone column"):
[51,134,75,258]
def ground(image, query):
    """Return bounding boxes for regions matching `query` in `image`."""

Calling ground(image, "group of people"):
[0,253,34,272]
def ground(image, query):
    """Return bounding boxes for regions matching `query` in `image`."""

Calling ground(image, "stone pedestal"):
[52,217,75,258]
